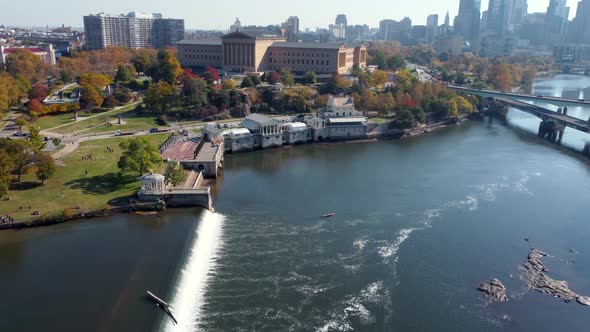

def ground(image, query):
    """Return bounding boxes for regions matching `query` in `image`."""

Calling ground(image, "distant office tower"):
[229,18,242,33]
[378,18,412,43]
[511,0,528,25]
[568,0,590,43]
[454,0,481,49]
[335,14,348,27]
[546,0,569,35]
[485,0,514,35]
[444,10,451,27]
[83,12,184,50]
[283,16,300,41]
[426,14,439,43]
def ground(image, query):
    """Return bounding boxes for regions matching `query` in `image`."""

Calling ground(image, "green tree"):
[0,150,14,198]
[221,79,237,90]
[386,53,406,71]
[183,78,208,107]
[164,161,188,187]
[159,49,182,84]
[35,153,56,184]
[118,137,162,176]
[371,52,387,69]
[241,76,254,88]
[15,118,27,132]
[131,49,156,73]
[280,68,295,86]
[28,126,44,150]
[115,64,131,82]
[304,71,317,85]
[0,138,34,182]
[390,109,416,129]
[144,81,178,112]
[250,75,262,86]
[395,69,414,93]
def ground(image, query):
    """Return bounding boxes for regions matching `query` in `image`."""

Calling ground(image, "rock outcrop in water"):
[522,248,589,306]
[478,278,508,302]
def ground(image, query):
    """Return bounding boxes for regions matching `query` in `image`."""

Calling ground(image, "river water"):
[1,75,590,331]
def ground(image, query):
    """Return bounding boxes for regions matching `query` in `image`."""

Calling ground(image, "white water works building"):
[223,128,255,152]
[304,95,368,140]
[240,114,284,149]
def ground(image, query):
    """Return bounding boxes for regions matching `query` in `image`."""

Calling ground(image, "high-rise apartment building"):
[83,12,184,50]
[453,0,481,49]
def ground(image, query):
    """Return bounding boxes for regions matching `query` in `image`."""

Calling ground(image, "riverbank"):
[0,116,474,231]
[0,201,165,230]
[0,133,170,227]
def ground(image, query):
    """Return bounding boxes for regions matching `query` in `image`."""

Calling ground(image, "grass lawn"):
[61,84,80,98]
[34,111,85,130]
[51,103,140,134]
[81,112,160,135]
[0,133,170,222]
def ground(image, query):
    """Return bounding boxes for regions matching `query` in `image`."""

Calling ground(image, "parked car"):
[13,131,28,137]
[149,128,159,133]
[114,130,122,136]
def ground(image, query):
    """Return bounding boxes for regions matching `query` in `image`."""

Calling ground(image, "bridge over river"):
[449,85,590,153]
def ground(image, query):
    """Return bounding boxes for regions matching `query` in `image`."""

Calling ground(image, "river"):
[1,75,590,331]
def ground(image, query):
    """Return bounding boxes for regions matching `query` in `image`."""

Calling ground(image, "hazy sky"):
[0,0,579,29]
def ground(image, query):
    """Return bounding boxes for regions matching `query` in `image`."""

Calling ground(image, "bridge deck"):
[496,98,590,133]
[450,85,590,108]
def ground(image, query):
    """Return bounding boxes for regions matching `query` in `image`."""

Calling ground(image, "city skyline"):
[0,0,578,30]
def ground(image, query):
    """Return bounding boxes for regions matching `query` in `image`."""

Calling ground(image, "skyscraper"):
[333,14,348,39]
[283,16,300,41]
[511,0,528,25]
[453,0,481,49]
[426,14,439,43]
[568,0,590,43]
[546,0,569,35]
[335,14,348,27]
[485,0,514,35]
[83,12,184,50]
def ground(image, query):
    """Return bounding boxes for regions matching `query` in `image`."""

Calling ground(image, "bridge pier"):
[584,143,590,158]
[538,121,565,143]
[487,99,509,119]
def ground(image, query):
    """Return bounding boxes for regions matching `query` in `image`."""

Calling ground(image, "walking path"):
[52,141,80,161]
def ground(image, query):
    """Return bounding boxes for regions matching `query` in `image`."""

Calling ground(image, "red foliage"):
[206,66,220,81]
[178,69,200,85]
[29,85,49,101]
[400,95,415,108]
[29,99,45,114]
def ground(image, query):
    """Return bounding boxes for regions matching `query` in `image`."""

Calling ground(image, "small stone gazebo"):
[138,173,166,198]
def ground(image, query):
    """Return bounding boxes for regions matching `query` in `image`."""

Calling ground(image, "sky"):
[0,0,579,30]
